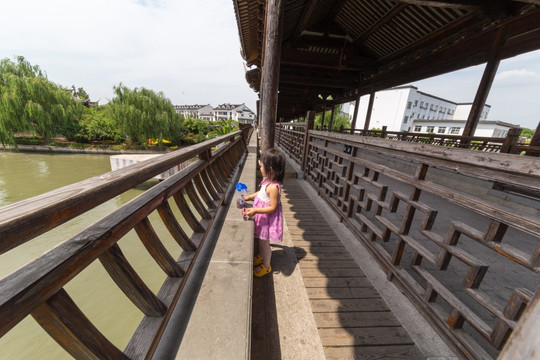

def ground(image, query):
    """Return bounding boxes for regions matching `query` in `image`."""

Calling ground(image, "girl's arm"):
[246,184,279,217]
[244,192,258,201]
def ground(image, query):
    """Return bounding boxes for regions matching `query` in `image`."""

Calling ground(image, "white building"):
[175,103,256,124]
[411,120,516,137]
[175,104,214,121]
[346,85,517,136]
[213,103,256,124]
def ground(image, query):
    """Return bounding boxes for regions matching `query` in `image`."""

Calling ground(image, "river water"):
[0,151,183,359]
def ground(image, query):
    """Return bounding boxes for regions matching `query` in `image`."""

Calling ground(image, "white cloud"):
[495,69,540,83]
[1,1,538,127]
[0,0,258,109]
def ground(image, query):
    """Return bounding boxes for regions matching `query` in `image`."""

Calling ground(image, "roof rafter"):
[354,3,409,44]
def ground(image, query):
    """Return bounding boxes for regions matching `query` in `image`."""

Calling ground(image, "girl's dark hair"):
[260,148,285,183]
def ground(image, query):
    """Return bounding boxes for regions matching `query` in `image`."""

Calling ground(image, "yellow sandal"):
[253,254,263,266]
[254,264,272,277]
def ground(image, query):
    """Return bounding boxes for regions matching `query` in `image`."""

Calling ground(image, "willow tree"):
[110,83,183,144]
[315,104,351,131]
[0,56,83,147]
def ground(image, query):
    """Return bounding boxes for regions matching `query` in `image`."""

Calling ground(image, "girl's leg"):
[259,238,272,268]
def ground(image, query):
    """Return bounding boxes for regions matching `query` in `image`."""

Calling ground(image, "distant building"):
[346,85,518,137]
[174,103,256,124]
[410,120,517,137]
[174,104,214,121]
[213,103,256,124]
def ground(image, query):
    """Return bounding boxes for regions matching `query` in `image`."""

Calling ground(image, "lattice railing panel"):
[304,132,540,359]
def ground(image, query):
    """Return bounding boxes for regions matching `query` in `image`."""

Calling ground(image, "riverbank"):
[1,144,168,155]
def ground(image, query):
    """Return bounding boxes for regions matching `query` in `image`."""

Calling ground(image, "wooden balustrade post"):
[277,117,283,146]
[381,126,387,138]
[501,127,522,154]
[302,111,315,174]
[350,96,361,134]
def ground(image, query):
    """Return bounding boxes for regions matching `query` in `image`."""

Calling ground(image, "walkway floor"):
[251,162,427,359]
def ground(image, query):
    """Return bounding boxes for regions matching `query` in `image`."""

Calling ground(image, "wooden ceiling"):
[233,0,540,119]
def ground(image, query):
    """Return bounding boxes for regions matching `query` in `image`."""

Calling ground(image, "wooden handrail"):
[0,126,252,359]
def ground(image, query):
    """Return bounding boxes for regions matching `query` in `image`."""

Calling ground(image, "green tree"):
[521,127,535,139]
[109,83,183,144]
[314,104,350,131]
[0,56,83,147]
[76,105,122,143]
[180,117,211,144]
[211,118,238,136]
[77,87,90,100]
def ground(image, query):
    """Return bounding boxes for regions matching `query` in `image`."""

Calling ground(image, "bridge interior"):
[251,149,456,359]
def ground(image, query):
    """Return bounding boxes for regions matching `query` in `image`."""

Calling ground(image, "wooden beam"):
[354,4,408,45]
[294,0,317,39]
[463,30,506,137]
[364,8,540,94]
[328,0,348,20]
[281,48,377,72]
[392,0,486,10]
[364,90,375,131]
[260,0,283,152]
[396,0,540,8]
[280,73,358,89]
[381,12,481,64]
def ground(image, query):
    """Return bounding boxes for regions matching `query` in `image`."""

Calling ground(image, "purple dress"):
[253,179,283,243]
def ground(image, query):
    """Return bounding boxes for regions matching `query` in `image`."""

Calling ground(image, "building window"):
[403,116,409,124]
[437,127,446,134]
[414,125,422,132]
[407,102,412,109]
[427,126,435,133]
[450,127,460,134]
[414,100,418,107]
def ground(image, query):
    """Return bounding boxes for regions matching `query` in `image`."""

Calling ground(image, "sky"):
[0,0,538,129]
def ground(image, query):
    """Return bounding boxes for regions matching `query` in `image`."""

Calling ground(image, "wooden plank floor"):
[272,179,424,359]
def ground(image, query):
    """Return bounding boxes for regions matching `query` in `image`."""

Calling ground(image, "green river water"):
[0,151,183,359]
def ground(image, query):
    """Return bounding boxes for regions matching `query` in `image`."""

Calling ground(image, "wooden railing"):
[277,125,540,359]
[347,128,509,153]
[298,123,538,155]
[276,122,306,165]
[0,126,252,359]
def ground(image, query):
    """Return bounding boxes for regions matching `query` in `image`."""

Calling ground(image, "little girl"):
[244,148,285,277]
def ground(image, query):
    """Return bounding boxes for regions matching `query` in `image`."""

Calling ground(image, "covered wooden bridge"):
[234,0,540,359]
[0,1,540,360]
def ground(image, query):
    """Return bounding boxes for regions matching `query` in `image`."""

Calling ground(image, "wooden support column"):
[350,96,361,134]
[320,103,327,130]
[463,30,506,137]
[259,0,283,153]
[363,89,375,130]
[256,99,260,131]
[529,121,540,151]
[329,104,336,131]
[302,110,315,174]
